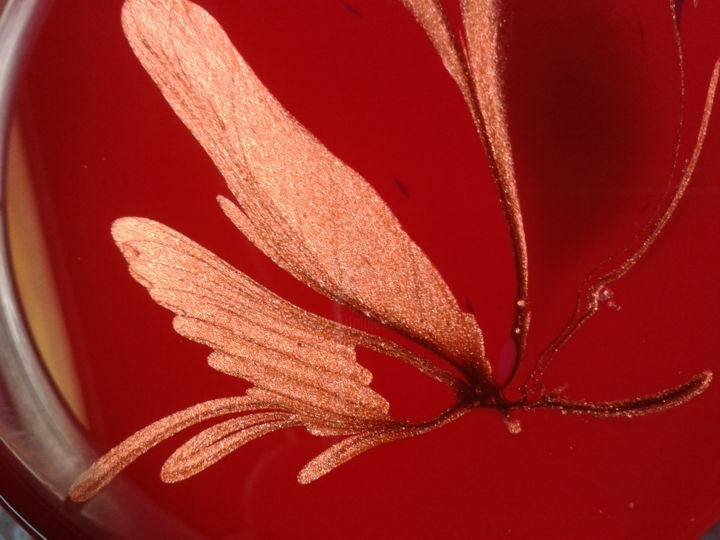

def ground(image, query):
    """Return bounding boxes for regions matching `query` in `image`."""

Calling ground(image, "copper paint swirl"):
[68,0,718,503]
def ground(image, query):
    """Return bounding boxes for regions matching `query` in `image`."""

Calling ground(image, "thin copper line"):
[533,371,712,417]
[454,0,531,383]
[521,58,720,397]
[400,0,529,384]
[516,0,688,394]
[69,1,718,501]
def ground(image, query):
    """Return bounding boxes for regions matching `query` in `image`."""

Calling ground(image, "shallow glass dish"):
[1,1,720,538]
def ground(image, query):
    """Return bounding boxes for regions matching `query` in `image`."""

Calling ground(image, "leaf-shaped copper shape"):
[111,218,392,423]
[121,0,488,377]
[70,396,271,501]
[68,0,718,503]
[401,0,529,368]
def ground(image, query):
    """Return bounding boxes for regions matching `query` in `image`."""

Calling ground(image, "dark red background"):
[6,0,720,538]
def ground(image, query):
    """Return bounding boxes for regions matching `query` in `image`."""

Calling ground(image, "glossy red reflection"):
[5,1,720,538]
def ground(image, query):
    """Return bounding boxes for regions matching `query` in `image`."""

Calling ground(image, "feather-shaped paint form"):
[400,0,529,372]
[68,0,718,503]
[111,218,393,422]
[160,415,297,483]
[69,396,274,501]
[121,0,489,379]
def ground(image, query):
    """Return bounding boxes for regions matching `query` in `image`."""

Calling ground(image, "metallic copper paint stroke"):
[521,0,686,394]
[523,61,720,397]
[218,197,475,394]
[459,0,530,374]
[399,0,476,114]
[400,0,530,379]
[112,217,393,421]
[539,371,713,418]
[122,0,489,377]
[68,396,275,502]
[68,0,717,502]
[298,405,471,484]
[160,415,298,483]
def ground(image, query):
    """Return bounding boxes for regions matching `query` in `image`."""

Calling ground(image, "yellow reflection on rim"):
[5,118,87,426]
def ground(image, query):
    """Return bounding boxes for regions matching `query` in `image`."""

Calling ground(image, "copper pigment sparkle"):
[68,0,718,502]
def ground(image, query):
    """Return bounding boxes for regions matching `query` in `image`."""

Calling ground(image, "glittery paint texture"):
[402,0,530,371]
[68,0,718,503]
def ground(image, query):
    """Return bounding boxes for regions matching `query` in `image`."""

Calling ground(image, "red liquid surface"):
[5,1,720,538]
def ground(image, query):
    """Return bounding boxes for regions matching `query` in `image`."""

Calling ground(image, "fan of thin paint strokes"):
[69,0,717,502]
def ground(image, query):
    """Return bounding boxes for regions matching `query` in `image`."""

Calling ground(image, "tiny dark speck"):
[394,177,410,197]
[636,19,645,41]
[465,299,475,314]
[236,202,250,217]
[297,342,304,347]
[341,2,361,16]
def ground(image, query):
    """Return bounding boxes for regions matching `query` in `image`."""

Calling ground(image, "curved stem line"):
[520,58,720,398]
[531,370,712,417]
[440,1,531,380]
